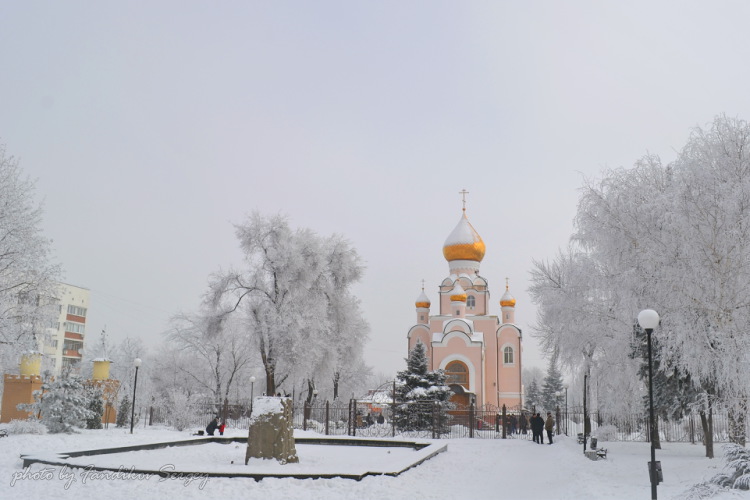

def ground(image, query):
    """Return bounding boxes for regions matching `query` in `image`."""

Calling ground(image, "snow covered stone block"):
[245,397,298,465]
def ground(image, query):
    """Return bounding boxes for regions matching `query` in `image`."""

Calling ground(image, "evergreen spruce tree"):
[526,379,542,411]
[116,394,131,428]
[541,359,565,412]
[21,373,94,433]
[393,342,452,433]
[85,387,104,429]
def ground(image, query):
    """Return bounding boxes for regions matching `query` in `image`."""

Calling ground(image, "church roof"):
[442,213,485,262]
[415,289,431,308]
[449,282,467,302]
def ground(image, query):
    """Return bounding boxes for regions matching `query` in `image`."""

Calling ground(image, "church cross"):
[459,189,469,212]
[421,279,425,291]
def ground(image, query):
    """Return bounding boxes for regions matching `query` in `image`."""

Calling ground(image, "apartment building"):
[42,283,90,375]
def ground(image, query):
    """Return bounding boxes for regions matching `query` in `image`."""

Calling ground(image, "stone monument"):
[245,396,299,465]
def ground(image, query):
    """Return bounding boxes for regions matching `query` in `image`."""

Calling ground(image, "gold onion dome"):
[415,290,431,308]
[443,213,486,262]
[449,282,467,302]
[500,286,516,307]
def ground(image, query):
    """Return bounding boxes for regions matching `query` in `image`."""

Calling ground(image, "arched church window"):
[503,346,514,365]
[445,361,469,385]
[466,295,476,308]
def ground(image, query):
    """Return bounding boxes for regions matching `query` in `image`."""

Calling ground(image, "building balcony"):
[64,332,83,341]
[63,349,82,358]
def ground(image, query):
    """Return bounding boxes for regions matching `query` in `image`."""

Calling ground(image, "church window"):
[420,314,424,321]
[503,346,514,365]
[505,313,510,320]
[466,296,475,308]
[445,361,469,385]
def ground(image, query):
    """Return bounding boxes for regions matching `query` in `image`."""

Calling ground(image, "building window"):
[505,313,510,320]
[503,346,514,365]
[466,296,475,308]
[445,361,469,386]
[67,305,87,317]
[64,322,85,334]
[420,314,424,321]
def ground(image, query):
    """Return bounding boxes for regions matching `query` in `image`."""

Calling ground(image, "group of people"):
[529,412,555,444]
[206,417,226,436]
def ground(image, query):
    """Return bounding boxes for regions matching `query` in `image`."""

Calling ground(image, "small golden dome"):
[450,282,467,302]
[443,213,485,262]
[415,289,431,308]
[500,282,516,308]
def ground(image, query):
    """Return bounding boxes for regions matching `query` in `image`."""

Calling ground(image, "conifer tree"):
[541,359,565,412]
[85,387,104,429]
[21,373,94,433]
[526,379,542,411]
[393,342,452,432]
[116,394,131,428]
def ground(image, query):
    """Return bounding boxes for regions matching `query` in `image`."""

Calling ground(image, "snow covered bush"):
[20,373,94,433]
[596,425,618,441]
[166,391,196,431]
[5,418,47,435]
[683,444,750,499]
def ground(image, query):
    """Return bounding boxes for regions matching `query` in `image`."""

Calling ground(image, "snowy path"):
[1,427,738,500]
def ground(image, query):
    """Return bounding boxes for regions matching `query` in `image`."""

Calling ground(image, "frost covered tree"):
[530,115,750,447]
[525,379,542,411]
[207,213,370,397]
[0,142,60,373]
[164,311,252,406]
[116,394,130,428]
[393,342,452,432]
[22,372,94,433]
[85,386,104,429]
[541,359,564,412]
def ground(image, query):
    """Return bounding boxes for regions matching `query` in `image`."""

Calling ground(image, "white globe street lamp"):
[638,309,661,500]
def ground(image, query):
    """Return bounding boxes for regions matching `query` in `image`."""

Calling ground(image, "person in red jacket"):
[219,421,226,436]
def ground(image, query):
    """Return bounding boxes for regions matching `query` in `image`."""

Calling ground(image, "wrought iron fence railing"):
[136,399,748,443]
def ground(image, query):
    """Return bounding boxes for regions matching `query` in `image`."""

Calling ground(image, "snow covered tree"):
[525,379,542,411]
[393,342,452,432]
[531,114,750,447]
[164,311,253,406]
[541,359,564,412]
[22,372,94,433]
[207,212,370,397]
[0,142,60,373]
[116,394,130,428]
[85,386,104,429]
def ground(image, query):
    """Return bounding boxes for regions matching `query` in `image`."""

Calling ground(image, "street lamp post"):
[638,309,661,500]
[564,386,568,436]
[130,358,142,434]
[250,376,256,416]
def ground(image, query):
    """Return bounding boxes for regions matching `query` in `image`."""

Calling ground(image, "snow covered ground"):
[1,426,743,500]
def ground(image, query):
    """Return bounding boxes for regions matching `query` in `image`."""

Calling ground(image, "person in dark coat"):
[519,412,528,435]
[531,413,544,444]
[545,412,555,444]
[206,417,220,436]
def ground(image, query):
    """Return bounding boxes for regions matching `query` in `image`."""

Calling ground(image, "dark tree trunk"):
[651,413,661,450]
[699,406,714,459]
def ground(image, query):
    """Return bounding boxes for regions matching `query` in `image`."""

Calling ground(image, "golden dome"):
[500,283,516,308]
[443,213,485,262]
[415,289,431,308]
[449,282,467,302]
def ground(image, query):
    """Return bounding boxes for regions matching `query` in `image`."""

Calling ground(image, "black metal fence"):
[138,399,747,443]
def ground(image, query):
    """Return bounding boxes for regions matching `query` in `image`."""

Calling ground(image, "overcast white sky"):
[2,1,750,378]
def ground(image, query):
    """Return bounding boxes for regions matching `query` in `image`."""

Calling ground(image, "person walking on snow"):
[545,412,555,445]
